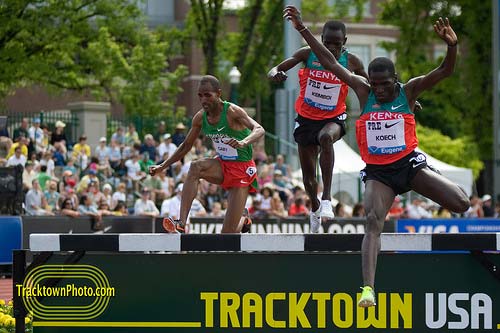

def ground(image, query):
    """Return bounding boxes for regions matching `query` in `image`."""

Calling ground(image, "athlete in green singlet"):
[149,75,264,233]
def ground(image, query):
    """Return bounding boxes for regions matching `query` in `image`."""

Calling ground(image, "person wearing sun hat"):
[51,120,68,154]
[172,123,187,147]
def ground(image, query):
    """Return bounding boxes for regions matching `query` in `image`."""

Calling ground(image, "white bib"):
[304,78,341,111]
[366,119,406,155]
[213,137,238,160]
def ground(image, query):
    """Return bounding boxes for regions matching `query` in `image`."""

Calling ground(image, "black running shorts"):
[293,113,347,146]
[360,151,436,195]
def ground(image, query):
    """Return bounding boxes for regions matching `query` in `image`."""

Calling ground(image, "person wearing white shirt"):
[134,189,159,217]
[111,182,127,210]
[7,146,26,167]
[95,137,111,163]
[157,133,177,161]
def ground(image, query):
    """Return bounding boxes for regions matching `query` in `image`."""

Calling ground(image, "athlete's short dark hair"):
[322,20,346,36]
[368,57,396,76]
[199,75,221,91]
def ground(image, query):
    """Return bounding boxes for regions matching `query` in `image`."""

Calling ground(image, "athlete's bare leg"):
[362,180,395,288]
[317,122,343,200]
[410,168,469,213]
[298,144,320,212]
[222,186,250,233]
[179,159,223,226]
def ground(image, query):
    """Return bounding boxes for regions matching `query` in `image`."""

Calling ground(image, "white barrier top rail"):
[29,233,500,252]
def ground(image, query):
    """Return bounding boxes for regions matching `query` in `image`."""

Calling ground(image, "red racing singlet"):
[356,83,418,165]
[295,50,349,120]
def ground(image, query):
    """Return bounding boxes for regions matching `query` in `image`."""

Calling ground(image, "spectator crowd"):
[0,117,499,224]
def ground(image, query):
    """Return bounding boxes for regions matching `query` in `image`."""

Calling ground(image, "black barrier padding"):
[304,234,364,251]
[180,234,241,251]
[60,234,119,251]
[432,233,497,251]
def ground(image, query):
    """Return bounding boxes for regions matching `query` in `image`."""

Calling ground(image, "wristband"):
[298,26,307,33]
[448,41,458,47]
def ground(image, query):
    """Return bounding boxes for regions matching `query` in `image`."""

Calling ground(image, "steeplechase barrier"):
[12,233,500,332]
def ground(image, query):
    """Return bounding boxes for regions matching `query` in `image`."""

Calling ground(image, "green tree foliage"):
[303,0,367,28]
[187,0,224,75]
[0,0,187,118]
[378,0,492,166]
[417,124,483,178]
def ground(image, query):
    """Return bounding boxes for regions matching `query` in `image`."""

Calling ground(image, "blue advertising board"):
[0,216,22,264]
[396,218,500,233]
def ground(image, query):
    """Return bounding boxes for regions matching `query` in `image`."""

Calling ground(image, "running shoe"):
[162,217,185,234]
[241,208,252,233]
[309,209,321,233]
[321,200,335,219]
[358,286,376,307]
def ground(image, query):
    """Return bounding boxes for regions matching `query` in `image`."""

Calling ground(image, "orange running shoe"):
[162,217,185,234]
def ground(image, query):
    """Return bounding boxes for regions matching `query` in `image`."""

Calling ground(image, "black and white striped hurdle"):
[29,233,500,252]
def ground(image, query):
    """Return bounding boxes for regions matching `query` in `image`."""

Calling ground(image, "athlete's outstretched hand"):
[149,165,163,176]
[283,5,305,31]
[268,68,288,82]
[433,17,457,46]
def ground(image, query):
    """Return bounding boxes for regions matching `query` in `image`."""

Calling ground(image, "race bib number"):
[213,138,238,160]
[304,78,340,111]
[246,166,257,177]
[366,120,406,155]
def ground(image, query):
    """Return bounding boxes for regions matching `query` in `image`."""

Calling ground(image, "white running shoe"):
[321,200,335,219]
[310,209,321,233]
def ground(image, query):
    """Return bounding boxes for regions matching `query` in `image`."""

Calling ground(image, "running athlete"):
[268,20,368,233]
[284,6,470,307]
[149,75,264,233]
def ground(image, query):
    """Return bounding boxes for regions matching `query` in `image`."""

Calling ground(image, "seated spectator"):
[44,181,61,213]
[209,202,225,217]
[190,193,207,218]
[59,169,77,194]
[72,135,91,170]
[125,123,139,146]
[6,146,26,167]
[51,121,68,154]
[112,182,127,210]
[386,196,404,220]
[335,202,347,218]
[125,153,146,191]
[113,200,129,216]
[28,117,43,155]
[100,183,113,207]
[108,139,122,171]
[140,134,157,161]
[203,183,223,213]
[60,197,80,218]
[78,194,102,228]
[63,157,77,177]
[97,200,114,217]
[139,152,155,173]
[157,133,177,162]
[22,161,37,191]
[435,206,452,218]
[76,169,100,194]
[39,151,56,179]
[464,195,485,218]
[7,135,28,160]
[161,183,183,218]
[352,203,365,217]
[134,188,159,217]
[36,165,53,191]
[407,198,433,219]
[288,196,309,217]
[25,179,54,216]
[52,142,66,167]
[482,194,494,217]
[111,126,125,147]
